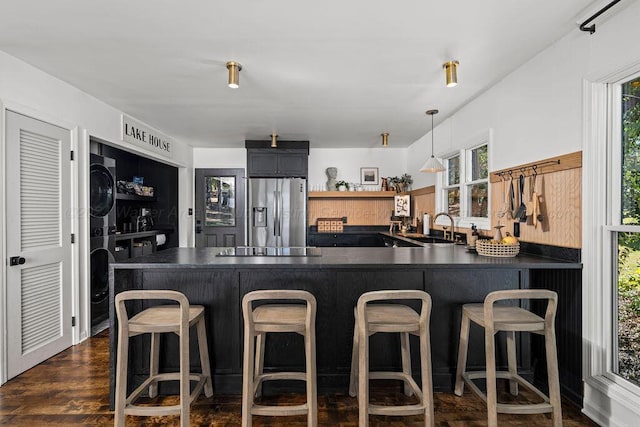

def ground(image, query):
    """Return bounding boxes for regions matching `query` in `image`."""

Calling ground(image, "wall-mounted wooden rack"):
[489,151,582,183]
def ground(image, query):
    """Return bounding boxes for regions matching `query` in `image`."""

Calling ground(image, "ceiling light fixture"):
[381,132,389,147]
[443,60,459,87]
[271,133,278,148]
[226,61,242,88]
[420,109,445,173]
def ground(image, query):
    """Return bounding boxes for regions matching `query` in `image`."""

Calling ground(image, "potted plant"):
[400,173,413,192]
[387,174,412,193]
[335,180,350,191]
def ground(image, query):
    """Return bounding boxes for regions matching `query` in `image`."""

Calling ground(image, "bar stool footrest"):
[462,371,553,415]
[125,372,209,416]
[252,403,310,417]
[369,403,428,417]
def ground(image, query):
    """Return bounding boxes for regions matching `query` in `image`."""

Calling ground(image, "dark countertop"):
[112,244,582,270]
[114,230,158,240]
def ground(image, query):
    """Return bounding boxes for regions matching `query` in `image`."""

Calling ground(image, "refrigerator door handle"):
[274,190,281,237]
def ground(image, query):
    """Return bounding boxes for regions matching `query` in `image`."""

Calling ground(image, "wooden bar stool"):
[241,290,317,427]
[349,290,434,427]
[114,290,213,427]
[454,289,562,427]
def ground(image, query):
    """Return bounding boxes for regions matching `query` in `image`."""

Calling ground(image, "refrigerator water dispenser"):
[253,207,266,227]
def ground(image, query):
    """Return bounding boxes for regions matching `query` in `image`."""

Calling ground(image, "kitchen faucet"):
[434,212,455,241]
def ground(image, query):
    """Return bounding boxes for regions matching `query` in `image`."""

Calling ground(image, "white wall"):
[192,146,409,191]
[0,50,194,359]
[405,12,622,177]
[193,147,246,169]
[405,2,640,426]
[308,148,407,190]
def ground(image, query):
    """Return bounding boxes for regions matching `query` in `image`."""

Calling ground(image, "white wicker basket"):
[475,240,520,257]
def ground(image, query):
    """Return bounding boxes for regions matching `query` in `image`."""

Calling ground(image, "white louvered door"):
[5,110,72,379]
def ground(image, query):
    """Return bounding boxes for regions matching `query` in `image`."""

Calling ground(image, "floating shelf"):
[309,191,396,198]
[116,193,157,202]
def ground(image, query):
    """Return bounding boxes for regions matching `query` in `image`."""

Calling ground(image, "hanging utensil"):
[496,174,507,224]
[515,173,527,222]
[531,166,543,227]
[509,172,516,219]
[532,190,539,227]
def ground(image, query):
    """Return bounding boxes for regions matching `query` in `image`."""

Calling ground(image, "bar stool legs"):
[114,290,212,427]
[241,290,317,427]
[349,290,434,427]
[454,289,562,427]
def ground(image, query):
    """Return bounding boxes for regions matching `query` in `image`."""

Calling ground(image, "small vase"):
[338,185,346,192]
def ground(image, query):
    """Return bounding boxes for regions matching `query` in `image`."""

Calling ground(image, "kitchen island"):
[109,243,582,406]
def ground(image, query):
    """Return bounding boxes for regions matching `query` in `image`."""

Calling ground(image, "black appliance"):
[90,234,114,329]
[90,153,116,237]
[89,154,116,331]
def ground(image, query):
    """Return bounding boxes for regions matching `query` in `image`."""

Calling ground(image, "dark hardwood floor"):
[0,330,597,426]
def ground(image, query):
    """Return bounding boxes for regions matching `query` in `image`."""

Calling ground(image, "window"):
[612,75,640,387]
[438,136,490,229]
[204,176,236,226]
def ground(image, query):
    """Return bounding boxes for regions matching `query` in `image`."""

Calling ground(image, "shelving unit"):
[115,193,157,202]
[114,231,158,261]
[309,191,396,198]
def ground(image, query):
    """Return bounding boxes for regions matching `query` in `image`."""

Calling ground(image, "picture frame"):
[394,194,410,217]
[360,167,379,185]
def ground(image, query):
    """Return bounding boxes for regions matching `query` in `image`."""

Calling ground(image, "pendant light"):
[443,60,459,87]
[381,132,389,147]
[420,109,445,173]
[270,133,278,148]
[226,61,242,88]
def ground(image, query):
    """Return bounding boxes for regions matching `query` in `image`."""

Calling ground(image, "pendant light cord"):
[430,113,435,157]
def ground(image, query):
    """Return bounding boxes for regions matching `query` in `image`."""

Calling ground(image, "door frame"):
[194,168,245,248]
[0,100,81,385]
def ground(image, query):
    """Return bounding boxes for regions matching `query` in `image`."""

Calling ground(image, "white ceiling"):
[0,0,596,149]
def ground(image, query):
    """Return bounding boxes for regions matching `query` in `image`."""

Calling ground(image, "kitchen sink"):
[408,236,454,244]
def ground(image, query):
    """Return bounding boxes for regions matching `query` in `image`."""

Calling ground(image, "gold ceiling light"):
[226,61,242,88]
[270,133,278,148]
[420,109,445,173]
[381,132,389,147]
[443,60,459,87]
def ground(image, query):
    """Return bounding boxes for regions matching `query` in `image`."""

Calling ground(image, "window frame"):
[602,72,640,392]
[435,130,491,231]
[582,68,640,425]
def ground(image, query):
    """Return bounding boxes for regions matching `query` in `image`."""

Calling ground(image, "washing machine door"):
[90,163,115,217]
[90,246,114,326]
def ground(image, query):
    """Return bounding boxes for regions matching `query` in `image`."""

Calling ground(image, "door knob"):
[10,256,26,266]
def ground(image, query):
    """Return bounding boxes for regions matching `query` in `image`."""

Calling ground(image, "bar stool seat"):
[349,290,434,427]
[242,290,317,427]
[454,289,562,427]
[114,290,213,427]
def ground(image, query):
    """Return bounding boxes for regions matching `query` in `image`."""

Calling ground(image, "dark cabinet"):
[245,140,309,178]
[308,233,385,247]
[247,148,308,177]
[114,231,158,260]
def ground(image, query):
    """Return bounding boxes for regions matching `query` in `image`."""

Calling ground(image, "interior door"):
[195,168,245,247]
[5,110,73,379]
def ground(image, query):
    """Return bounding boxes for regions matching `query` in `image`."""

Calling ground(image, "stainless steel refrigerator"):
[247,178,307,247]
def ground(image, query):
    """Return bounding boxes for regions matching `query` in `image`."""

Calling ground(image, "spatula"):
[515,174,527,222]
[509,174,516,219]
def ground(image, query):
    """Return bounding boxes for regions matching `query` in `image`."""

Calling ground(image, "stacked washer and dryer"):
[89,153,116,332]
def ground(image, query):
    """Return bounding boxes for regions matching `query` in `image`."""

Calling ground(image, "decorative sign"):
[394,194,410,217]
[121,114,173,158]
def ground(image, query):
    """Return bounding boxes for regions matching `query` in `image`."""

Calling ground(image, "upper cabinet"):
[245,140,309,178]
